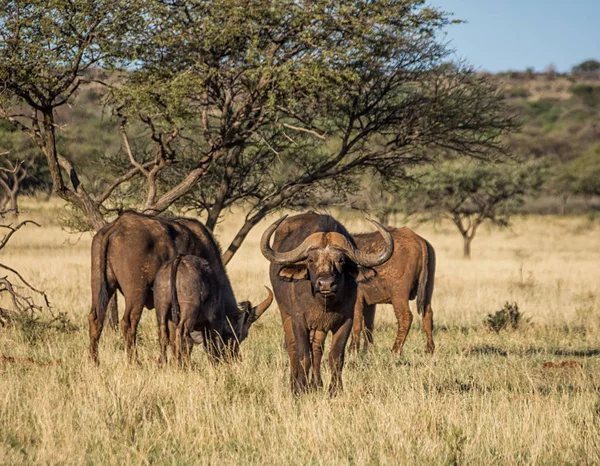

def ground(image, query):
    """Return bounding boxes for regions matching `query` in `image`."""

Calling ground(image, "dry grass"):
[1,199,599,465]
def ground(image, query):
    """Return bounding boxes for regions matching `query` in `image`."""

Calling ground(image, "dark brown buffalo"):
[153,255,273,366]
[89,211,232,364]
[260,212,394,394]
[349,227,436,354]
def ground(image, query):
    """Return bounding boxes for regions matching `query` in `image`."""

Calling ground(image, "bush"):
[570,84,600,107]
[502,86,531,99]
[572,59,600,74]
[10,311,77,346]
[485,302,527,332]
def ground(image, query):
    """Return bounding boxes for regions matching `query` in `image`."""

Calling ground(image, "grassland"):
[1,200,599,465]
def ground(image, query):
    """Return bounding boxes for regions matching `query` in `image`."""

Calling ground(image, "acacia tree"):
[1,0,517,267]
[0,155,28,217]
[111,0,517,263]
[0,0,148,230]
[399,161,544,258]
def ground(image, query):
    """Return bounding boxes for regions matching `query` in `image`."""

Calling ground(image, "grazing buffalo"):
[349,227,436,354]
[89,211,234,364]
[260,212,394,394]
[154,254,273,366]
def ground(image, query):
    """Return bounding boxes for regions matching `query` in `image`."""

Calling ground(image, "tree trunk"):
[9,191,18,219]
[463,235,472,259]
[221,214,264,265]
[560,194,569,216]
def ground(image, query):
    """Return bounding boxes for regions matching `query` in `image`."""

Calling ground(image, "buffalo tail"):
[170,255,184,326]
[96,230,113,322]
[416,240,436,316]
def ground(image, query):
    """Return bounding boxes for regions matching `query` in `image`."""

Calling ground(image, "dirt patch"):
[0,355,61,367]
[543,361,582,369]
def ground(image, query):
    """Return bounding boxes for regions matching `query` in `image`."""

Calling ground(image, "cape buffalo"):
[89,211,236,364]
[260,212,394,394]
[349,227,436,354]
[154,254,273,366]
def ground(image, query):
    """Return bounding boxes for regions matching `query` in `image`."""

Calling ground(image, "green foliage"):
[570,84,600,108]
[485,302,527,333]
[10,311,77,346]
[0,0,143,107]
[400,160,545,225]
[502,86,531,99]
[0,0,516,251]
[572,59,600,74]
[0,125,50,193]
[396,159,544,256]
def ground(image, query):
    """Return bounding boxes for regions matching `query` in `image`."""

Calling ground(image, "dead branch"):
[0,220,51,325]
[0,220,40,250]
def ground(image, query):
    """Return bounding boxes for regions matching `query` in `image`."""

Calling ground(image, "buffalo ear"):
[356,266,377,283]
[278,265,309,281]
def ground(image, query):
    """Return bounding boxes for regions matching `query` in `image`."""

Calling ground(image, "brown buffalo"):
[261,212,394,394]
[89,211,233,364]
[349,227,436,354]
[154,254,273,366]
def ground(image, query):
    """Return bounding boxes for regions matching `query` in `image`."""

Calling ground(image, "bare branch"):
[0,220,40,250]
[120,122,150,177]
[278,122,326,140]
[94,161,155,205]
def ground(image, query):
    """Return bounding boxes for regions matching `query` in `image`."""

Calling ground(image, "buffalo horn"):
[260,215,311,265]
[249,287,274,322]
[346,220,394,267]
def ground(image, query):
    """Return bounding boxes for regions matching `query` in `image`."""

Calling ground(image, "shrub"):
[485,302,527,332]
[572,59,600,74]
[502,86,531,99]
[570,84,600,107]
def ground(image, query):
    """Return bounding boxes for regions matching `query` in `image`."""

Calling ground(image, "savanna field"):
[1,199,600,465]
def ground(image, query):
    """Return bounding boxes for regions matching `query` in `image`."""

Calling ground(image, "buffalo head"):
[261,216,394,299]
[222,287,274,352]
[190,287,273,353]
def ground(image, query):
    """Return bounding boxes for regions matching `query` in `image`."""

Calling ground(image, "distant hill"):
[1,65,599,214]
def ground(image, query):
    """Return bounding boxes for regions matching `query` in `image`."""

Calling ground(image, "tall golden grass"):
[1,199,599,464]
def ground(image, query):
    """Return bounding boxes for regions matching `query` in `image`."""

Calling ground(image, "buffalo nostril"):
[317,278,334,290]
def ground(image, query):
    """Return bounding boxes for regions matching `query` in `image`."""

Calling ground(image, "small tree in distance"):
[0,155,28,218]
[398,161,545,258]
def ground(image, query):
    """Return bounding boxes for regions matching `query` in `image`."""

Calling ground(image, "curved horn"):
[249,287,274,322]
[260,215,310,265]
[346,220,394,267]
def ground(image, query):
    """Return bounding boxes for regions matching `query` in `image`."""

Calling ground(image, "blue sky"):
[433,0,599,72]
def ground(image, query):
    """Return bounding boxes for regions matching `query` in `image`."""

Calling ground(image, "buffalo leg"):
[310,330,327,389]
[121,300,144,364]
[362,304,376,351]
[391,299,413,354]
[423,303,435,354]
[349,298,365,353]
[168,319,177,359]
[281,310,301,391]
[88,284,116,365]
[157,310,169,367]
[328,318,353,396]
[291,320,311,394]
[180,320,195,367]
